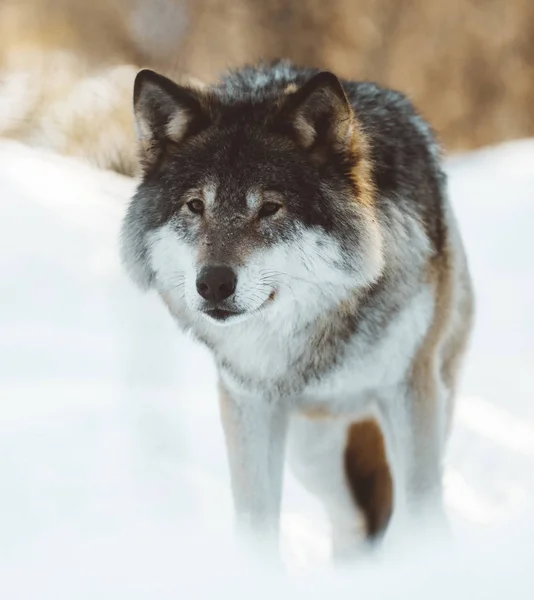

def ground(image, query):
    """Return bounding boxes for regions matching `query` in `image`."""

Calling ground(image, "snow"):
[1,139,533,597]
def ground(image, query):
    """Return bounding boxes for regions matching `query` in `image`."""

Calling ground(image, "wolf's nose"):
[196,266,237,304]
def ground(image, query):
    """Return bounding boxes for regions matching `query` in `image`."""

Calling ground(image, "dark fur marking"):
[344,419,393,540]
[131,62,442,246]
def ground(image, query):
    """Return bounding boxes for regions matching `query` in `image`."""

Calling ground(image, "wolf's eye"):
[187,198,204,215]
[258,202,282,218]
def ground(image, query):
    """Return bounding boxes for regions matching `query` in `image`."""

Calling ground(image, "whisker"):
[259,269,322,287]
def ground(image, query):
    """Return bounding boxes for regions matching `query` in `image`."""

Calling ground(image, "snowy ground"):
[1,139,534,597]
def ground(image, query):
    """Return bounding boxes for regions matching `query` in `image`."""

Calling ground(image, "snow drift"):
[1,139,533,597]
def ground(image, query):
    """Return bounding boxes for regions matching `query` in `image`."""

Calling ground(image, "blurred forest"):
[1,0,533,174]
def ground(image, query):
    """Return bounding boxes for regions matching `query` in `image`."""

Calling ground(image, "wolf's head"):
[121,67,384,328]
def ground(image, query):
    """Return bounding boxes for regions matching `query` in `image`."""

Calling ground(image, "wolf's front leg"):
[381,380,450,545]
[218,384,289,556]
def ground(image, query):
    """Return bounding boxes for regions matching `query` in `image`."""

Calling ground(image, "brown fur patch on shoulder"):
[344,418,393,539]
[411,235,473,446]
[410,249,453,449]
[440,264,474,395]
[413,253,453,393]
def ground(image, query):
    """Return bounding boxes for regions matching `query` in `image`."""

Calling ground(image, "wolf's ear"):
[133,69,209,170]
[278,72,354,156]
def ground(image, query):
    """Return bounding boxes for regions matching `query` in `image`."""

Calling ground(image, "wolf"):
[120,60,474,559]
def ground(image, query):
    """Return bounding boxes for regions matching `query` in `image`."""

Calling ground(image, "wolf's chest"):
[215,286,433,405]
[214,320,305,386]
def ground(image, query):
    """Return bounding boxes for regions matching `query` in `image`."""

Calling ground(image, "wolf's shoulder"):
[342,80,447,256]
[343,78,443,180]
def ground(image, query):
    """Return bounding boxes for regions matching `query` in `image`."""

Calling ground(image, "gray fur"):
[120,61,474,553]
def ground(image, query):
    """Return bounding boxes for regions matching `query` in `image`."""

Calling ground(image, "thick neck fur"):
[167,203,432,399]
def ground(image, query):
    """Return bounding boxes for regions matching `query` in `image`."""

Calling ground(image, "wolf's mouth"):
[202,289,277,323]
[204,308,240,322]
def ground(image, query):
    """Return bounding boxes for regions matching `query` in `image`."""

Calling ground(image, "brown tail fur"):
[344,419,393,540]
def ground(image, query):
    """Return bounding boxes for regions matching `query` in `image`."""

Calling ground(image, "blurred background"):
[1,0,534,174]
